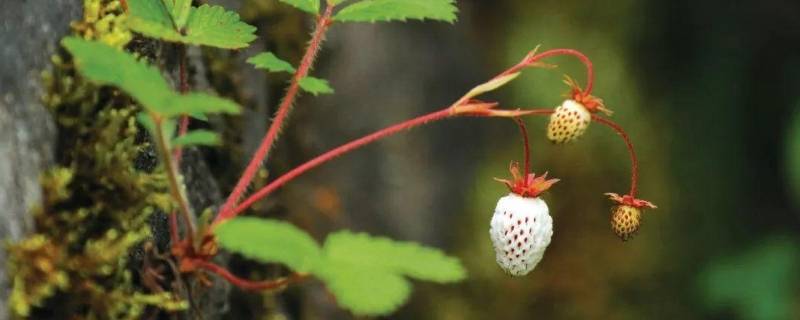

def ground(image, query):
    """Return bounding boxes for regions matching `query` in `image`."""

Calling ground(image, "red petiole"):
[192,259,307,291]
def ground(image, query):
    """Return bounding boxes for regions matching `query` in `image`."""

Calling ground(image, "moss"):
[7,235,69,317]
[7,0,185,318]
[71,0,132,49]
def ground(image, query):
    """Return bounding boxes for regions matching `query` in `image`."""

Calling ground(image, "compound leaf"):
[171,130,220,146]
[215,217,322,272]
[322,231,466,283]
[128,0,257,49]
[315,260,411,316]
[278,0,320,14]
[165,0,192,29]
[167,93,240,116]
[247,52,296,73]
[298,76,334,95]
[214,220,465,316]
[62,37,172,114]
[333,0,457,23]
[63,37,241,117]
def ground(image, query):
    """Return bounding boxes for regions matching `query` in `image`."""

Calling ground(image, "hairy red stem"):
[503,48,594,95]
[513,118,531,174]
[591,115,639,197]
[215,108,455,224]
[194,260,305,291]
[220,6,335,216]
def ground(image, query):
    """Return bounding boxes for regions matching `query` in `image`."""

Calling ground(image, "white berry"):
[489,193,553,276]
[547,99,591,144]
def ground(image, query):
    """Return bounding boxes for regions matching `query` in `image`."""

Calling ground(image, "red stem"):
[220,6,335,216]
[503,48,594,95]
[513,117,531,175]
[214,108,455,224]
[194,260,304,291]
[591,115,638,197]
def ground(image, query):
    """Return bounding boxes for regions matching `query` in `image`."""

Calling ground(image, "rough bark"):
[0,1,81,318]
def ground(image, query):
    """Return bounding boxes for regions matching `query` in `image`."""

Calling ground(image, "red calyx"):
[564,76,611,115]
[495,162,559,198]
[605,192,657,209]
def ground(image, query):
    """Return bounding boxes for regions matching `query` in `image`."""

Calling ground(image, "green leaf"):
[322,231,466,283]
[329,0,349,5]
[213,218,465,316]
[215,217,322,272]
[333,0,457,23]
[128,0,257,49]
[279,0,319,14]
[165,0,192,29]
[298,76,334,95]
[189,112,208,121]
[171,130,220,146]
[62,37,172,114]
[166,93,240,116]
[315,260,411,316]
[62,37,241,117]
[127,0,174,32]
[247,52,296,73]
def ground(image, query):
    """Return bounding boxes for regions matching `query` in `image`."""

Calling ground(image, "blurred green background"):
[230,0,800,318]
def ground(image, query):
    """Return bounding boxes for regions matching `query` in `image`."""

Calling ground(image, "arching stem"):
[219,45,595,220]
[215,107,454,224]
[591,115,639,197]
[214,108,554,225]
[513,117,531,175]
[502,48,595,96]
